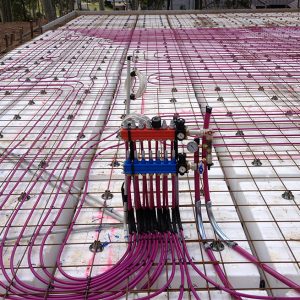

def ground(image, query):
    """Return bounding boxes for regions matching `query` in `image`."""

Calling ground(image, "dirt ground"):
[0,19,47,54]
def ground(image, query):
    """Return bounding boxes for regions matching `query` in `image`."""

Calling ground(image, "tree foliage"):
[0,0,13,22]
[0,0,75,22]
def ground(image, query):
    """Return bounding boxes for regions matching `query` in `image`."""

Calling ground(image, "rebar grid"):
[0,12,300,299]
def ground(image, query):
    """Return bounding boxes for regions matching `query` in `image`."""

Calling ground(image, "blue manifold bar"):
[123,158,177,175]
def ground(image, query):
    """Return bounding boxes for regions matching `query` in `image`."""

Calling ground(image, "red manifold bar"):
[120,128,176,141]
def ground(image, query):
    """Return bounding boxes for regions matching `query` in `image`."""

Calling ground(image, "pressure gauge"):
[177,132,185,141]
[187,141,198,153]
[179,165,187,174]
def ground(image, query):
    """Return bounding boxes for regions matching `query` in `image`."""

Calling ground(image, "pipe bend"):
[195,201,208,243]
[205,201,237,248]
